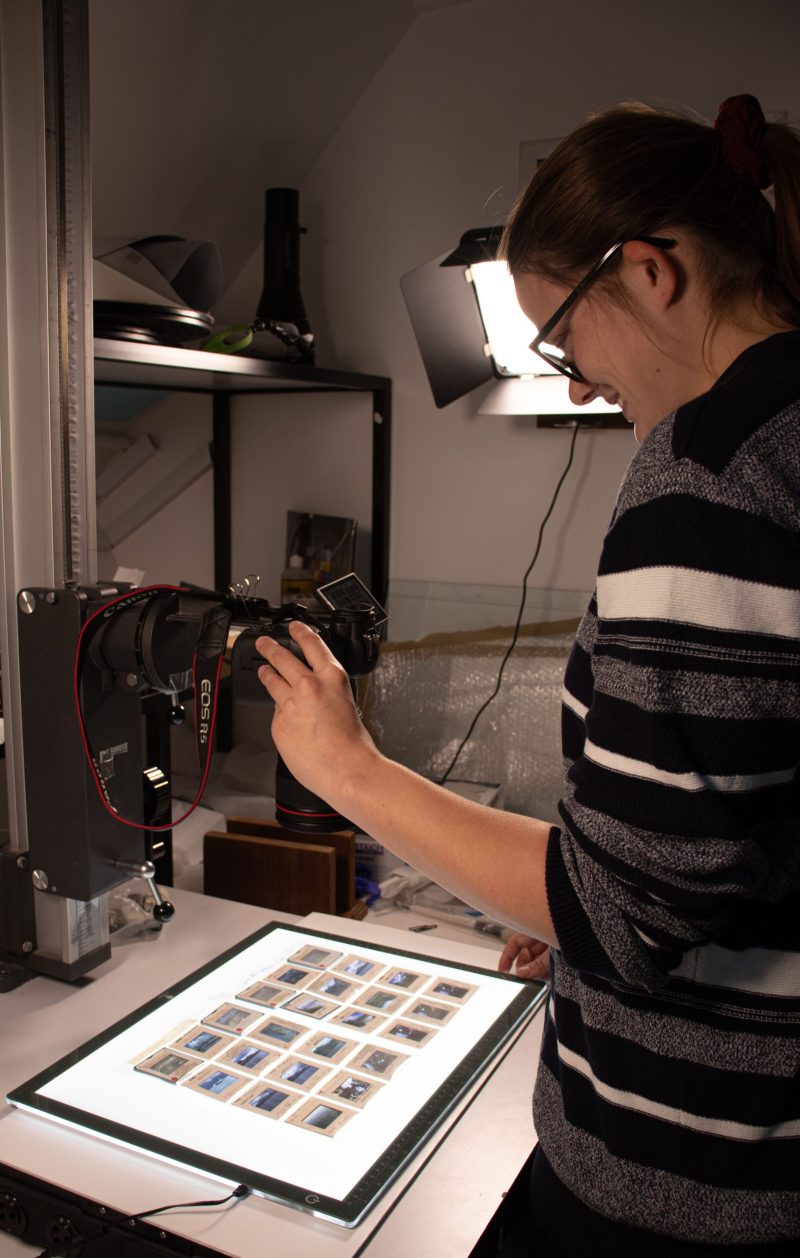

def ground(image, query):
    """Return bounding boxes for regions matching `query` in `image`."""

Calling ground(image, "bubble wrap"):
[364,619,580,824]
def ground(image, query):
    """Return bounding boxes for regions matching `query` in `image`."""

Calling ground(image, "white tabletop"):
[0,890,543,1257]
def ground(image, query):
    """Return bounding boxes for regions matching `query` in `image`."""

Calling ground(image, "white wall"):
[96,392,214,587]
[230,390,375,606]
[219,0,800,599]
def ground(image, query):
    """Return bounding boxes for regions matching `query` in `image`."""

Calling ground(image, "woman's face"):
[514,268,681,443]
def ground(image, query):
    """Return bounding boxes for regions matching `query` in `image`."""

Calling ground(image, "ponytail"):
[763,122,800,315]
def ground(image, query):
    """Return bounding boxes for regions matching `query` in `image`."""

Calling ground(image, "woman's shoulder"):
[611,333,800,535]
[671,330,800,475]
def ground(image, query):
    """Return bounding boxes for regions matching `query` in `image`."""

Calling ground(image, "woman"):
[256,95,800,1254]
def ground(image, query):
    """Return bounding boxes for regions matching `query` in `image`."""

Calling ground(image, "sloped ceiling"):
[89,0,424,302]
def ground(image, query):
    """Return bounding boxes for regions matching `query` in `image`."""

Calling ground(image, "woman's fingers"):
[255,620,345,689]
[498,933,550,980]
[499,932,537,973]
[516,948,550,980]
[256,661,291,705]
[287,619,339,666]
[254,634,309,686]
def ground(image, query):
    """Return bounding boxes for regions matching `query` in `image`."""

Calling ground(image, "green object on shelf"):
[202,324,255,355]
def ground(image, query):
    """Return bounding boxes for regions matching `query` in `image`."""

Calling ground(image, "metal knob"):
[113,859,175,922]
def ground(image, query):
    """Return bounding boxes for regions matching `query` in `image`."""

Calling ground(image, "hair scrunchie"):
[713,94,772,190]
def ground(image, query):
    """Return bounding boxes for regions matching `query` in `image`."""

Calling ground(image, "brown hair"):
[500,102,800,328]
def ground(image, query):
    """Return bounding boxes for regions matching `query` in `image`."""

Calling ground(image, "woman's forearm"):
[255,621,557,944]
[336,748,557,944]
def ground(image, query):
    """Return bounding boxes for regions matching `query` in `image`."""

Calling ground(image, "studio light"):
[401,227,621,420]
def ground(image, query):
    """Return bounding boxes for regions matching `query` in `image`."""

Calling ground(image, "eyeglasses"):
[530,235,677,383]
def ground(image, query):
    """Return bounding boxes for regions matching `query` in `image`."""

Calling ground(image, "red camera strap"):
[73,585,230,831]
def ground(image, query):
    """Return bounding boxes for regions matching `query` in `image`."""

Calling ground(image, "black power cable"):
[35,1185,251,1257]
[129,1182,251,1223]
[439,419,582,785]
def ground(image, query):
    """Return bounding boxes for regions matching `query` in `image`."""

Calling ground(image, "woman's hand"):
[498,932,550,981]
[256,620,378,808]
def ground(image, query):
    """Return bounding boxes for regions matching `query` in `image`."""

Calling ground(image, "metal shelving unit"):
[93,338,392,602]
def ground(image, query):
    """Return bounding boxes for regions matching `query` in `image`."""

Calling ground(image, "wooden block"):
[226,816,356,915]
[203,829,335,916]
[341,899,368,921]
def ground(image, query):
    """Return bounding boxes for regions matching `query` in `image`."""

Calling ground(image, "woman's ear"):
[621,238,682,311]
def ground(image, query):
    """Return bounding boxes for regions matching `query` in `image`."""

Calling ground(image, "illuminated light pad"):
[8,923,546,1228]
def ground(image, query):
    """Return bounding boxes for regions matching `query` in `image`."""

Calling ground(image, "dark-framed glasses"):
[530,235,677,382]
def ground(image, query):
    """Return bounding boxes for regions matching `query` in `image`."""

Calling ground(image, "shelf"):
[92,338,392,605]
[94,339,390,396]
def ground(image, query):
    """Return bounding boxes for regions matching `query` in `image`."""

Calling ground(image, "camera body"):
[232,602,381,832]
[233,603,380,700]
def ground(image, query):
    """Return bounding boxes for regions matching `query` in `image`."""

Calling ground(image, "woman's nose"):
[569,376,600,406]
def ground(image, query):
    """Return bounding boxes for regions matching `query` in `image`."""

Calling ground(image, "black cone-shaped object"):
[256,188,311,335]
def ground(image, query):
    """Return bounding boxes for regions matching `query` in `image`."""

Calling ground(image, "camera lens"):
[274,756,350,833]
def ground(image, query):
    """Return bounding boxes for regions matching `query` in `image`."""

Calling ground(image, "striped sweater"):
[538,330,800,1250]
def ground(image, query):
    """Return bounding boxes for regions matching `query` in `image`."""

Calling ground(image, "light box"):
[8,922,546,1228]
